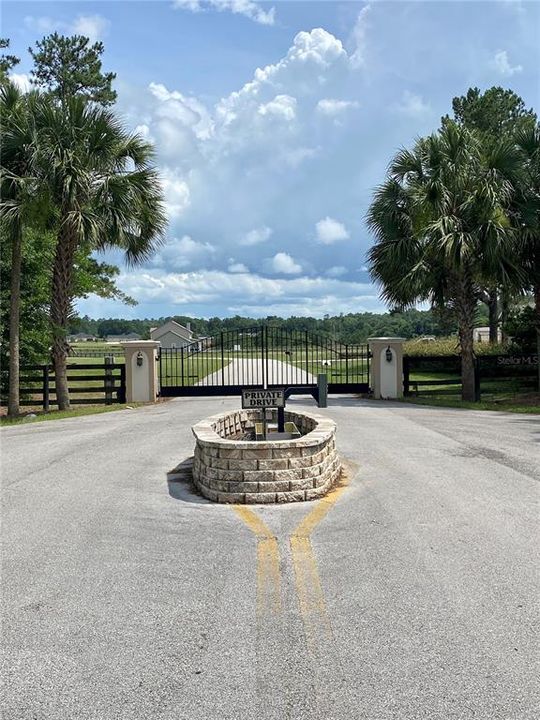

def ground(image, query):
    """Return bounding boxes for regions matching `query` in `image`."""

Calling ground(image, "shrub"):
[404,337,508,357]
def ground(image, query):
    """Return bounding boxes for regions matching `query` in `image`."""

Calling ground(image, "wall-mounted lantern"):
[136,351,144,367]
[385,346,393,363]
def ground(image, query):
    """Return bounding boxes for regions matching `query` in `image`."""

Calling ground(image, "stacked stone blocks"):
[192,409,341,504]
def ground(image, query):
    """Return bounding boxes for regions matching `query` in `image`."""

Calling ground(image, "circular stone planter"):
[192,409,341,504]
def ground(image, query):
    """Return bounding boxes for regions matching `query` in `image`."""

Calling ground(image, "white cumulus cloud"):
[492,49,523,76]
[350,3,371,69]
[71,14,111,42]
[240,226,273,246]
[315,217,350,245]
[396,90,431,117]
[151,235,215,271]
[173,0,275,26]
[316,99,359,116]
[160,169,191,218]
[106,27,367,313]
[227,259,249,273]
[258,94,297,122]
[271,252,302,275]
[85,269,377,317]
[326,266,348,277]
[9,73,31,93]
[24,14,110,42]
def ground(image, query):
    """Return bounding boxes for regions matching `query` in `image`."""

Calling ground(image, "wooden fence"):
[403,353,538,399]
[69,350,125,358]
[1,360,126,409]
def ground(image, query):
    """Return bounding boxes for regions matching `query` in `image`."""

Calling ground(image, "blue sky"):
[4,0,539,319]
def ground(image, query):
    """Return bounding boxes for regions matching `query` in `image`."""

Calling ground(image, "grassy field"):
[0,403,144,425]
[405,370,539,413]
[402,395,540,413]
[159,354,224,386]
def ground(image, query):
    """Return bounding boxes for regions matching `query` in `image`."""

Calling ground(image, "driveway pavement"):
[1,397,539,719]
[199,358,316,387]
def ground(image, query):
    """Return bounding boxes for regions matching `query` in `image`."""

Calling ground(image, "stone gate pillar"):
[120,340,160,403]
[368,337,406,400]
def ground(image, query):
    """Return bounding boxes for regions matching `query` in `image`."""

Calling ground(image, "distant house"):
[105,333,141,343]
[150,320,194,349]
[474,326,502,343]
[68,333,98,342]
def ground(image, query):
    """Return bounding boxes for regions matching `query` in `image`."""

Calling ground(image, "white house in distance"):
[150,319,194,349]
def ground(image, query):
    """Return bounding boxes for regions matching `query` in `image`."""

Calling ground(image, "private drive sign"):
[241,389,285,409]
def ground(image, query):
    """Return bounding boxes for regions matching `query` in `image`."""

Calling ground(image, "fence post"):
[117,364,126,404]
[43,365,50,412]
[403,356,410,397]
[317,373,328,408]
[474,357,481,402]
[220,333,225,387]
[305,330,309,384]
[105,355,114,405]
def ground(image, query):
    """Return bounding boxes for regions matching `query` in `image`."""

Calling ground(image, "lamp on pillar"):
[119,340,160,403]
[367,337,406,400]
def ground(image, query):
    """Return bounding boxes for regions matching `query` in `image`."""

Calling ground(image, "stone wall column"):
[368,337,406,400]
[120,340,160,403]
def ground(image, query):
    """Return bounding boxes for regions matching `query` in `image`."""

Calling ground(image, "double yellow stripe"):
[233,463,352,649]
[290,483,348,654]
[232,506,281,615]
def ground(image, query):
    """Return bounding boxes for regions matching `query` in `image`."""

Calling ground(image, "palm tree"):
[513,122,540,390]
[34,96,167,409]
[367,122,522,401]
[0,84,42,416]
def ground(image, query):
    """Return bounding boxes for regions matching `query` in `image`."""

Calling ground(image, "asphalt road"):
[1,397,539,719]
[199,358,316,387]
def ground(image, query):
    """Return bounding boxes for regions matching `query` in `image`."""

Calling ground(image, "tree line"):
[368,87,539,400]
[69,308,458,345]
[0,35,166,415]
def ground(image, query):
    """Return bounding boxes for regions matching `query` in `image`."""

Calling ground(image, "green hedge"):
[404,337,508,357]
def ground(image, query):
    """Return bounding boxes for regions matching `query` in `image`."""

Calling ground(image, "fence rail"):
[1,360,126,409]
[403,353,538,399]
[69,350,125,358]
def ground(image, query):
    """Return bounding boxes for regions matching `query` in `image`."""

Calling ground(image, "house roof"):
[150,319,194,340]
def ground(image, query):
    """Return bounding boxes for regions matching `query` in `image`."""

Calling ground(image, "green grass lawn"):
[0,403,147,425]
[402,396,540,413]
[159,354,225,386]
[405,370,539,413]
[262,351,369,383]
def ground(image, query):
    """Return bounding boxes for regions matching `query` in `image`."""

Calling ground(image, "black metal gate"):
[158,326,369,396]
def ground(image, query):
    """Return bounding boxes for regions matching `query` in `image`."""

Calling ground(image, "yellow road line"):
[233,506,282,615]
[290,468,350,655]
[293,484,348,539]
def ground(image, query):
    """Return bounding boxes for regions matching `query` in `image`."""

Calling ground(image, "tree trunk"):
[7,220,22,417]
[535,284,540,393]
[500,289,510,345]
[487,288,498,344]
[454,272,478,402]
[50,222,77,411]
